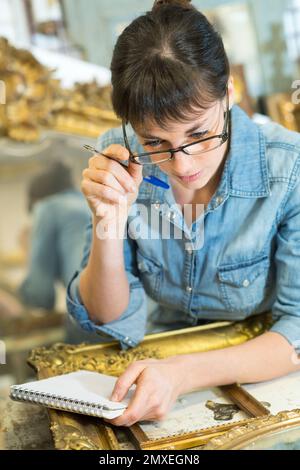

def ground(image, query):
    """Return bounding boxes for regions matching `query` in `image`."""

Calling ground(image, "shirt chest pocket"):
[217,255,270,316]
[136,250,163,301]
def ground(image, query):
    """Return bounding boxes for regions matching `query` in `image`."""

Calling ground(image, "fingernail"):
[129,185,136,193]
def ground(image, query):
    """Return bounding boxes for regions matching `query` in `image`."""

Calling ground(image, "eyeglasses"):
[122,89,230,166]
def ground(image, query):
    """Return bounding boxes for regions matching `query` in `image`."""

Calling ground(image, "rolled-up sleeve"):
[66,129,147,350]
[270,166,300,354]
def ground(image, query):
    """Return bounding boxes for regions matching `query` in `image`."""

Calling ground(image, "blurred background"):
[0,0,300,411]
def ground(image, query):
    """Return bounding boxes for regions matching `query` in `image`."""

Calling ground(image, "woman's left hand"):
[105,356,189,427]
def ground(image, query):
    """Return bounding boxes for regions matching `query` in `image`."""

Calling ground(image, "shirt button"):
[243,279,250,288]
[186,286,193,293]
[216,196,224,205]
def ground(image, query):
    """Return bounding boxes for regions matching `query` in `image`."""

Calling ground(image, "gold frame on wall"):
[27,313,273,450]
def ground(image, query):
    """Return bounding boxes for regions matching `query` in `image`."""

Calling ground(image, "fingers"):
[112,379,154,427]
[100,144,130,162]
[108,377,170,427]
[104,359,185,427]
[92,143,143,189]
[110,362,146,402]
[89,156,137,194]
[81,143,143,217]
[82,168,128,195]
[81,179,127,205]
[106,361,165,427]
[127,157,144,187]
[110,360,159,402]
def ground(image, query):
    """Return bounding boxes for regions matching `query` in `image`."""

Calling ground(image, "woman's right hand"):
[81,144,143,224]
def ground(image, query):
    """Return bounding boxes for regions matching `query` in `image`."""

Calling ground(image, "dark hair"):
[110,0,230,130]
[28,161,74,212]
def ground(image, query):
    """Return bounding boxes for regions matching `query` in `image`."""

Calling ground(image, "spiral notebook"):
[10,370,135,419]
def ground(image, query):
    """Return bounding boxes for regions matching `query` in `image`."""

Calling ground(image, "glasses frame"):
[122,88,230,166]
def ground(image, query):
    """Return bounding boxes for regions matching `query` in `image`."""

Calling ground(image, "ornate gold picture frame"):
[27,314,273,450]
[204,409,300,450]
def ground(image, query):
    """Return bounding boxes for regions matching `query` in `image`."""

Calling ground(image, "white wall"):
[62,0,296,97]
[0,0,31,46]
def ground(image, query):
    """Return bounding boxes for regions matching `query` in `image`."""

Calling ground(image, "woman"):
[67,0,300,426]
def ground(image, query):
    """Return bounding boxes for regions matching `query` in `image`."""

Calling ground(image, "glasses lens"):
[134,152,172,165]
[132,134,227,165]
[183,137,224,155]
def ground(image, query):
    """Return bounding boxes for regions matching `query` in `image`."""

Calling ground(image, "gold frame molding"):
[266,93,300,132]
[127,382,270,450]
[203,409,300,450]
[27,313,273,450]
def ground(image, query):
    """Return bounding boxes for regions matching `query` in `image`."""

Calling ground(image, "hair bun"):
[152,0,193,11]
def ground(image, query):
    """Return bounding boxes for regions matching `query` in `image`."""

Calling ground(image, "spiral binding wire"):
[10,386,125,417]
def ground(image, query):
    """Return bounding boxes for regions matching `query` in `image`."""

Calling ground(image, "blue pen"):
[142,175,170,189]
[83,145,170,190]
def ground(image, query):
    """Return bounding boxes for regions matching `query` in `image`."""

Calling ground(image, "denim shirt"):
[66,105,300,352]
[19,189,91,309]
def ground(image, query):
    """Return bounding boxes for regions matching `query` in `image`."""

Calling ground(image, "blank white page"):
[13,370,135,410]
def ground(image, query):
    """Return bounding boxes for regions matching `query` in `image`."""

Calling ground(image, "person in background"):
[18,161,98,343]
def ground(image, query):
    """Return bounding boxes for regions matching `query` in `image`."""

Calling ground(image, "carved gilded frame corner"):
[203,409,300,450]
[27,313,273,450]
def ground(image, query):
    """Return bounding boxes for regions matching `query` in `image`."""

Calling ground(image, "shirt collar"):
[226,105,270,198]
[137,105,270,204]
